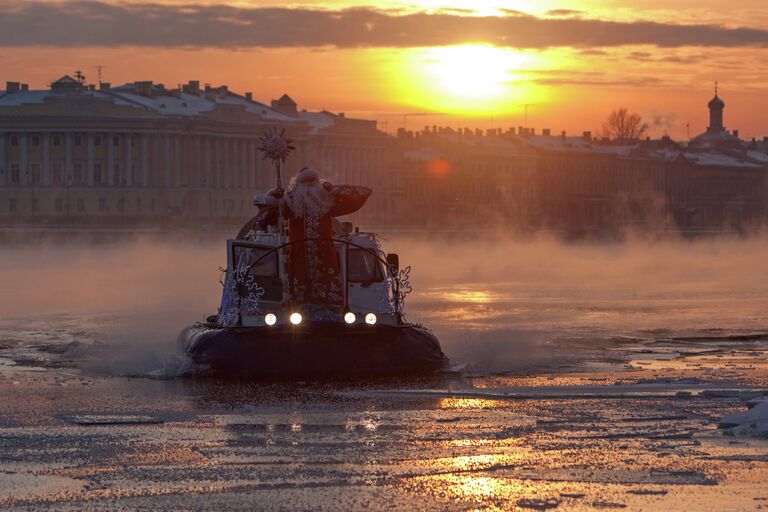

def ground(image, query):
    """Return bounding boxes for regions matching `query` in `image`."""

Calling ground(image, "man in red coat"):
[258,168,371,306]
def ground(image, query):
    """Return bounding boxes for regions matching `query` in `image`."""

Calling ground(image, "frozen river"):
[1,234,768,510]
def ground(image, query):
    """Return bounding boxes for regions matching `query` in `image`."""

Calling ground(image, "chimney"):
[6,82,20,93]
[134,81,153,96]
[245,92,253,101]
[99,82,111,92]
[542,128,551,136]
[582,130,592,141]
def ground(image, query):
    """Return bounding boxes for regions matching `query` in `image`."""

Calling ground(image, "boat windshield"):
[348,249,384,283]
[232,245,282,302]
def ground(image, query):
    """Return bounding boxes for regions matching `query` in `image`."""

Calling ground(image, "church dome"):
[708,94,724,110]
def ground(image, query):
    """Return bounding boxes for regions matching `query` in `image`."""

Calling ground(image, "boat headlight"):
[344,312,356,324]
[365,313,377,325]
[264,313,277,326]
[289,312,303,325]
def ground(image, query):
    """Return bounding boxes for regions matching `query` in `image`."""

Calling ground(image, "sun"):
[428,45,517,101]
[388,44,540,116]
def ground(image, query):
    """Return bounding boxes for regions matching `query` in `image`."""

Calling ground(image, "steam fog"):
[1,234,767,373]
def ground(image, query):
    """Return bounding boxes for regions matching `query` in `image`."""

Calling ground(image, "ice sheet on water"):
[62,414,163,425]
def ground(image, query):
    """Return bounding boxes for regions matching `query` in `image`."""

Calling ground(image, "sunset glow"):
[0,1,767,135]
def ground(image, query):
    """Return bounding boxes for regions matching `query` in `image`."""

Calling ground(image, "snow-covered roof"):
[108,84,300,123]
[683,151,763,169]
[524,134,637,156]
[296,110,336,133]
[0,83,305,124]
[0,90,57,107]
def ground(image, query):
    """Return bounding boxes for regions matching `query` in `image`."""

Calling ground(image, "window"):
[52,162,63,185]
[10,164,20,184]
[31,136,40,147]
[94,136,101,147]
[74,135,82,147]
[77,198,85,212]
[113,135,120,147]
[347,249,384,283]
[233,244,282,303]
[115,163,122,185]
[73,163,83,184]
[132,164,140,186]
[94,163,103,185]
[53,135,61,147]
[29,163,40,185]
[10,135,18,147]
[136,198,142,211]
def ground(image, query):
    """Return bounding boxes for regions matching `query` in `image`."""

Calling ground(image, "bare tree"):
[602,108,648,141]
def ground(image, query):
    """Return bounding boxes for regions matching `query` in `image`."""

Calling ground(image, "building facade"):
[0,77,314,226]
[1,78,766,235]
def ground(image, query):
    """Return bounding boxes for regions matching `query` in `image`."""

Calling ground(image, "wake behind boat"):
[180,129,446,377]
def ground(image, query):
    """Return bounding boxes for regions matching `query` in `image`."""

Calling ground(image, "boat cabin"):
[224,232,401,328]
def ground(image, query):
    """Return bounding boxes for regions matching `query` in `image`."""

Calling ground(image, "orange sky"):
[1,0,767,139]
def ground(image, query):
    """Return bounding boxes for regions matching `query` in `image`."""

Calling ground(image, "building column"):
[174,134,182,187]
[152,134,161,188]
[142,134,149,187]
[194,135,202,188]
[204,136,212,187]
[245,139,253,189]
[107,132,115,186]
[64,133,73,186]
[42,132,51,186]
[126,134,133,186]
[231,138,238,188]
[164,134,171,188]
[214,137,222,188]
[86,133,94,186]
[19,133,28,186]
[0,133,5,186]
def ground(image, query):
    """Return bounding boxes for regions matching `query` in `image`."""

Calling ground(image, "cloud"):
[545,9,584,18]
[0,2,767,50]
[530,70,670,87]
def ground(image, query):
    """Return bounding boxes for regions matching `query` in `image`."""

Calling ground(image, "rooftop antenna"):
[715,80,718,96]
[97,65,104,86]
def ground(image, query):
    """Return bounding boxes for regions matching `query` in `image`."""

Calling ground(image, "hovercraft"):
[180,131,446,377]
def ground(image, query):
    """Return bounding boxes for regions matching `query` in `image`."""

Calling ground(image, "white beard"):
[286,182,333,218]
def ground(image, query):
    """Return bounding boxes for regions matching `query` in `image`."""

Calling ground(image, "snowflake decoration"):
[257,127,295,165]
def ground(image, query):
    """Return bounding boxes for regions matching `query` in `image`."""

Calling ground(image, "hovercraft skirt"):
[180,322,446,376]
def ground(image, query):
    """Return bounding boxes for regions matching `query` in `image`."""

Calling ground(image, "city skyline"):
[1,0,767,139]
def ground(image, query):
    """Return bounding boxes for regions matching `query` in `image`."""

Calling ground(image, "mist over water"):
[1,233,767,375]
